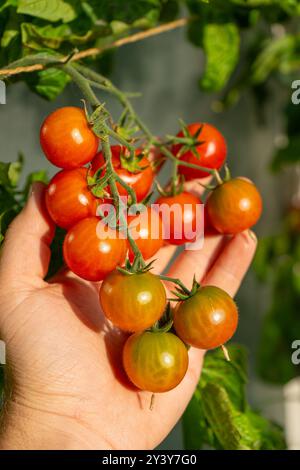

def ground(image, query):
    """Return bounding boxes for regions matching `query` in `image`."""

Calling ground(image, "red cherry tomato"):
[63,217,126,281]
[100,270,166,332]
[45,168,99,230]
[123,331,189,392]
[173,123,227,180]
[127,207,164,261]
[174,286,238,350]
[90,146,154,202]
[40,107,98,169]
[155,192,202,245]
[206,177,263,234]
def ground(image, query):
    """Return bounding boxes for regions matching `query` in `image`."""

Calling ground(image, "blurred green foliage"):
[0,0,299,99]
[0,0,300,451]
[183,345,286,449]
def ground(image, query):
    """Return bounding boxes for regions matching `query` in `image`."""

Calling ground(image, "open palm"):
[0,182,256,450]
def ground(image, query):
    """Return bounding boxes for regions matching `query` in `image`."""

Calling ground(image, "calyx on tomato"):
[170,121,205,159]
[151,302,174,334]
[169,276,200,301]
[120,149,149,174]
[155,174,185,198]
[87,167,111,198]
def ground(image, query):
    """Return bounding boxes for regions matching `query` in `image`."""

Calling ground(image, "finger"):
[202,230,257,296]
[150,177,213,274]
[165,232,225,289]
[183,176,212,199]
[139,347,204,448]
[0,182,55,285]
[148,244,177,274]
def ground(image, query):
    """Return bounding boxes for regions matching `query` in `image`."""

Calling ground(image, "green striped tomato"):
[99,271,167,332]
[123,331,189,392]
[173,286,238,350]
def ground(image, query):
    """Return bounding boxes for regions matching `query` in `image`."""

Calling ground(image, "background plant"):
[1,0,300,450]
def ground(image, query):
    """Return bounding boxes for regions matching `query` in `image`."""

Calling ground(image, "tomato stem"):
[221,344,231,361]
[158,275,191,295]
[75,64,217,176]
[60,64,146,271]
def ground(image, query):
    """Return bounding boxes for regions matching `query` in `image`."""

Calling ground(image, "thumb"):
[0,182,55,286]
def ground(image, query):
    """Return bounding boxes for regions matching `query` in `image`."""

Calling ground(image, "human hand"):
[0,181,257,450]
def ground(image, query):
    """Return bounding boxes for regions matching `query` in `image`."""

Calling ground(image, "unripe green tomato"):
[173,286,238,350]
[123,331,189,393]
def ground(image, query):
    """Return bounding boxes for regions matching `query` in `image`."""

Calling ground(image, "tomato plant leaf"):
[182,344,286,450]
[26,67,71,100]
[17,0,78,23]
[200,21,240,92]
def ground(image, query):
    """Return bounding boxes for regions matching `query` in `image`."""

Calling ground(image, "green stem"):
[61,64,145,270]
[101,139,145,269]
[62,63,99,109]
[76,64,217,177]
[158,275,191,295]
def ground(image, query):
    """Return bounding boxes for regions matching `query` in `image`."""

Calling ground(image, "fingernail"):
[248,229,257,242]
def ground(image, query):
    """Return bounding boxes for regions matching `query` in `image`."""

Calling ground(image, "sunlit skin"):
[45,168,99,229]
[40,107,99,169]
[155,192,202,245]
[127,207,164,261]
[100,271,166,332]
[173,286,238,350]
[123,332,189,393]
[0,180,257,450]
[173,123,227,180]
[63,217,127,281]
[91,146,154,202]
[206,177,263,234]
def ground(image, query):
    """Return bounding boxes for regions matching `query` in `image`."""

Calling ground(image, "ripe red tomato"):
[40,107,98,169]
[206,177,263,234]
[173,286,238,350]
[63,217,126,281]
[127,207,164,261]
[123,331,189,392]
[90,145,154,202]
[99,270,166,332]
[155,192,202,245]
[172,123,227,180]
[45,168,99,230]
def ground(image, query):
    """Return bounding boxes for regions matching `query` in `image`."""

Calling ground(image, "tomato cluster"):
[41,106,262,395]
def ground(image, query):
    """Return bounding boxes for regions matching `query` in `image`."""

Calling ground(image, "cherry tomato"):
[155,192,202,245]
[40,107,98,169]
[45,168,99,230]
[127,207,164,261]
[91,145,154,202]
[99,270,166,332]
[123,331,189,392]
[173,286,238,350]
[206,177,263,234]
[172,123,227,180]
[63,217,126,281]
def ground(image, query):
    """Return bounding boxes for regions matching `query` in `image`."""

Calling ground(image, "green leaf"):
[17,0,78,23]
[0,0,18,14]
[200,22,240,92]
[26,67,70,100]
[21,23,70,50]
[182,345,286,450]
[20,22,95,50]
[0,8,20,49]
[0,154,23,188]
[0,208,18,243]
[86,0,161,24]
[22,169,48,200]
